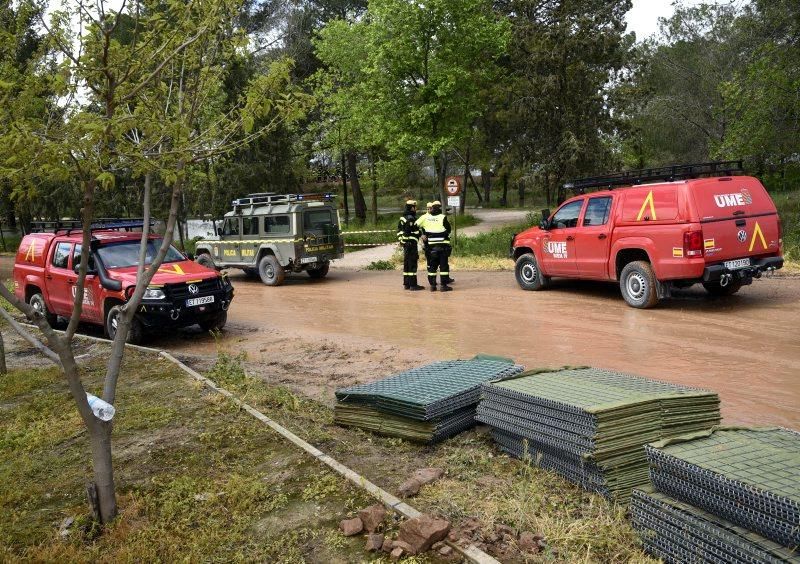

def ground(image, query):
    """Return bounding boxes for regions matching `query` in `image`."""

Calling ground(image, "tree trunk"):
[518,179,525,208]
[88,422,116,522]
[460,147,470,214]
[481,168,491,204]
[433,152,448,203]
[501,173,508,207]
[340,151,349,224]
[369,152,378,224]
[0,331,6,375]
[347,152,366,221]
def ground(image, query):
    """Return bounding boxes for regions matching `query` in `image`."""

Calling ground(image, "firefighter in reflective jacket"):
[416,201,453,292]
[397,200,424,290]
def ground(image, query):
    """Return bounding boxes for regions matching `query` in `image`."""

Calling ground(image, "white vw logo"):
[737,230,747,243]
[188,284,199,294]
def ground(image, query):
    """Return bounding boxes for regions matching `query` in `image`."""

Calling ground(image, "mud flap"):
[656,280,672,300]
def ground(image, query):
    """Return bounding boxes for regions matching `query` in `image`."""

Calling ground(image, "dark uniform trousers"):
[427,244,451,287]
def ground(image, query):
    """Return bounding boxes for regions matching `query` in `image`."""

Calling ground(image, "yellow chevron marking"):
[636,191,657,221]
[748,222,767,252]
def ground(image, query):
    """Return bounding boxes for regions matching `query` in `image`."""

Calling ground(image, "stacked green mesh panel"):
[334,358,523,444]
[631,487,799,563]
[645,427,800,550]
[476,368,720,502]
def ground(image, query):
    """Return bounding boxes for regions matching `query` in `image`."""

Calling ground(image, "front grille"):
[166,278,221,300]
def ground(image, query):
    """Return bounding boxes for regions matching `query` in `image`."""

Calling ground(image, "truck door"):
[45,241,76,316]
[573,196,614,279]
[240,216,259,264]
[540,199,582,276]
[220,217,241,263]
[71,244,103,322]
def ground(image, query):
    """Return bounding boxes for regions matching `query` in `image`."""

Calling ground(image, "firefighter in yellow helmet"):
[416,201,453,291]
[397,200,424,290]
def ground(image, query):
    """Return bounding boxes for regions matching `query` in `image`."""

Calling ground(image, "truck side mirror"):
[539,209,551,230]
[216,227,222,236]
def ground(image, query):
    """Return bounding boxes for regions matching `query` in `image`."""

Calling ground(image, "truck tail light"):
[777,216,783,246]
[683,230,704,258]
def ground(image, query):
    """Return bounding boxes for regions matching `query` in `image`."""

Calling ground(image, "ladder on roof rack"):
[29,218,156,235]
[231,192,336,207]
[564,160,744,193]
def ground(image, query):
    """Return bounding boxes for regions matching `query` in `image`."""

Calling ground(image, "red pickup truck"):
[511,163,784,308]
[13,221,234,343]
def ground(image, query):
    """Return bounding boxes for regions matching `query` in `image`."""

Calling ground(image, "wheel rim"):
[31,296,44,315]
[520,262,537,283]
[626,272,647,301]
[263,263,274,279]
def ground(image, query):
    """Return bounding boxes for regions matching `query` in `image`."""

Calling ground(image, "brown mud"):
[162,270,800,429]
[3,254,798,428]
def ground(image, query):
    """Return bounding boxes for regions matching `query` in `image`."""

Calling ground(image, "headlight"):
[143,287,166,300]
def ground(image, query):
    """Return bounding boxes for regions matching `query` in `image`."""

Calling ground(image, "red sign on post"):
[445,176,462,196]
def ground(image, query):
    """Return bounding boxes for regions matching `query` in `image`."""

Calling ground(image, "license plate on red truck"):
[723,258,751,270]
[187,295,214,307]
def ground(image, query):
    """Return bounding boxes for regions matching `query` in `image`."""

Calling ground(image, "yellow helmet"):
[406,199,417,206]
[432,200,442,207]
[425,201,433,209]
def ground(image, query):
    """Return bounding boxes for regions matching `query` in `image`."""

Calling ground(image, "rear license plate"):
[300,256,317,264]
[723,258,751,270]
[186,295,214,307]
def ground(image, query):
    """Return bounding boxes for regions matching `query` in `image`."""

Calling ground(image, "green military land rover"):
[194,193,344,286]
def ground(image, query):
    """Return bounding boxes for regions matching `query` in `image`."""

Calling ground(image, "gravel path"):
[332,208,529,270]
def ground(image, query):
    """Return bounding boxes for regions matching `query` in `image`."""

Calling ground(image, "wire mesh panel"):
[334,357,524,443]
[631,488,799,563]
[477,368,720,503]
[646,427,800,548]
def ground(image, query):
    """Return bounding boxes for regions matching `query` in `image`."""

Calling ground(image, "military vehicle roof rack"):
[231,192,336,207]
[29,218,155,235]
[564,160,744,193]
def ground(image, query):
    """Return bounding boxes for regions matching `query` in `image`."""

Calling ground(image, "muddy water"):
[3,252,798,428]
[177,270,800,428]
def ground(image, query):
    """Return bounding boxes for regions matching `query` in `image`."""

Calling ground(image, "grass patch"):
[773,189,799,262]
[453,213,536,258]
[0,349,371,561]
[365,259,397,271]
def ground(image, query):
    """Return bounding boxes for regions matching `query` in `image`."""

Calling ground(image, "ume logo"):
[545,241,568,258]
[714,189,752,208]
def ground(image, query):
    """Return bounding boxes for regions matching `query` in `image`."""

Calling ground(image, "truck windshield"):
[96,240,185,269]
[304,210,334,231]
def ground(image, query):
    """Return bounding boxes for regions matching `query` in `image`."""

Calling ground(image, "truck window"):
[304,210,333,230]
[72,244,96,271]
[51,242,72,269]
[551,200,583,229]
[264,215,290,234]
[242,217,258,235]
[97,240,185,268]
[222,217,240,236]
[582,197,612,226]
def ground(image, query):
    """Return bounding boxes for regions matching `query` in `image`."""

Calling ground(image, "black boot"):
[440,284,453,292]
[429,284,437,292]
[408,275,424,290]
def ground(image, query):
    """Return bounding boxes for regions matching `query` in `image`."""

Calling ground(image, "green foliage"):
[453,215,535,258]
[365,259,396,271]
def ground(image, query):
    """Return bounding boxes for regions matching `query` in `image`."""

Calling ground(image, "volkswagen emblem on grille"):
[737,230,747,243]
[188,284,199,294]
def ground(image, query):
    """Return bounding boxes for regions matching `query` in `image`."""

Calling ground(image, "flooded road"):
[159,270,800,428]
[2,250,797,428]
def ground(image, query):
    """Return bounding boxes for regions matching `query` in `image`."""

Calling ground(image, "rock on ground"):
[339,517,363,536]
[358,504,387,532]
[365,533,384,552]
[397,514,451,554]
[398,467,444,497]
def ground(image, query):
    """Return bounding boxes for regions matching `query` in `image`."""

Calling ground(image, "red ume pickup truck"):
[511,162,783,308]
[13,219,234,343]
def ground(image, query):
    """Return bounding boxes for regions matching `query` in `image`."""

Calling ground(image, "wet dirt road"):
[159,270,800,429]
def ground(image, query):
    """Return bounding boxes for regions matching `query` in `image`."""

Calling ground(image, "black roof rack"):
[231,192,336,207]
[564,160,744,193]
[29,218,155,235]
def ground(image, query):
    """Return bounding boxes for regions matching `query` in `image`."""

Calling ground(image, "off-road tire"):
[196,253,217,270]
[258,254,285,286]
[29,292,58,327]
[199,311,227,332]
[702,279,743,297]
[514,253,550,291]
[620,261,659,309]
[105,305,144,344]
[307,262,330,279]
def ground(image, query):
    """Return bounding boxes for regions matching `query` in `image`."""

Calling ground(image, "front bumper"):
[135,286,234,329]
[702,256,783,282]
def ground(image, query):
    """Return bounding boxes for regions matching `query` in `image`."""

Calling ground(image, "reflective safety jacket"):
[416,212,451,245]
[397,213,420,243]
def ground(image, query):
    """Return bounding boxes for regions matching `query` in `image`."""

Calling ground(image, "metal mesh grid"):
[645,427,800,549]
[334,404,475,444]
[477,368,720,503]
[336,360,524,420]
[631,488,799,563]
